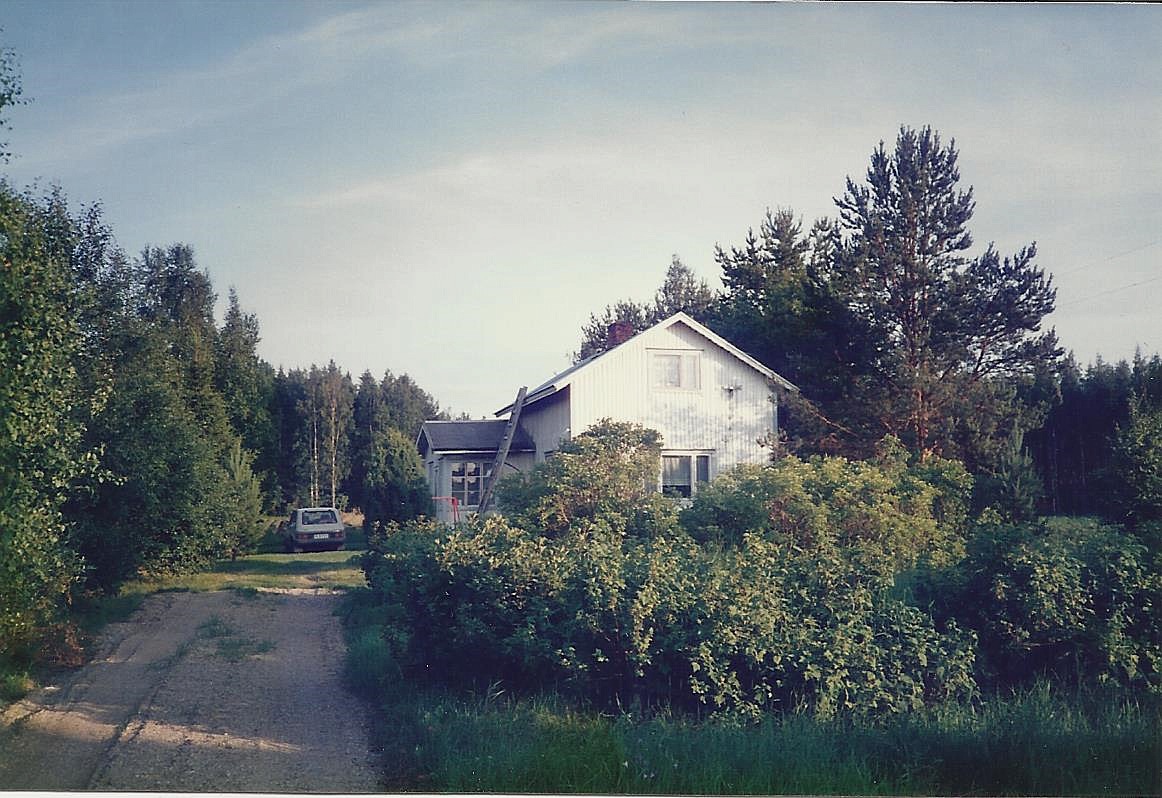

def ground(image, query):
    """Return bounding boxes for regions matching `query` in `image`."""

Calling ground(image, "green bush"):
[495,419,666,538]
[684,533,976,718]
[944,517,1160,692]
[679,442,972,578]
[362,429,980,718]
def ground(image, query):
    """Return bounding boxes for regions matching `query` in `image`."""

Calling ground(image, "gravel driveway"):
[0,589,383,792]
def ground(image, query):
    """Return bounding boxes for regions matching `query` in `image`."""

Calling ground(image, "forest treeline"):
[0,179,446,659]
[0,51,448,662]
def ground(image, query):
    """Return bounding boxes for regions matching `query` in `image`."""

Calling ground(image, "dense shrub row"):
[366,424,1143,718]
[924,517,1161,692]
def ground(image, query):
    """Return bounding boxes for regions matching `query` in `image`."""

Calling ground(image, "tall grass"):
[417,699,910,795]
[364,686,1158,795]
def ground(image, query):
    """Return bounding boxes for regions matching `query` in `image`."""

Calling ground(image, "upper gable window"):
[650,350,701,391]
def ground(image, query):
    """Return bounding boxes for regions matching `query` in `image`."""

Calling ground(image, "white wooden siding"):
[520,388,571,461]
[566,320,775,473]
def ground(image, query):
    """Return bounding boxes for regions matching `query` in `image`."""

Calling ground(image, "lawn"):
[120,526,369,595]
[122,549,367,594]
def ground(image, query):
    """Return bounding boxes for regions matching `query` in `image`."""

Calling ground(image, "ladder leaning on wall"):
[477,385,527,514]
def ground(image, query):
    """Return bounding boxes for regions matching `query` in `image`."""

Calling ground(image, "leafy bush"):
[495,419,665,538]
[942,517,1160,692]
[1112,396,1162,525]
[679,440,973,577]
[363,515,683,704]
[362,428,980,718]
[686,533,976,718]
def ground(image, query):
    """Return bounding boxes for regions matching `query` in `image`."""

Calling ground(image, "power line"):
[1056,272,1162,309]
[1054,238,1162,279]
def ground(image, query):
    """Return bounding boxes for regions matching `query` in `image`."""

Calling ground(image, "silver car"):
[281,507,346,552]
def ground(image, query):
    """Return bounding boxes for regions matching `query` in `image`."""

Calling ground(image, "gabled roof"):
[497,311,798,415]
[417,419,536,456]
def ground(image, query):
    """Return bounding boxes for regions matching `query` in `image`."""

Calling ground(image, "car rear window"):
[302,510,338,525]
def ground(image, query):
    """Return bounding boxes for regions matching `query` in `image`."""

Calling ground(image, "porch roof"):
[418,419,536,455]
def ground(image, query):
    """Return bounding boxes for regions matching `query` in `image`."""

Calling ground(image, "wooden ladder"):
[477,386,527,514]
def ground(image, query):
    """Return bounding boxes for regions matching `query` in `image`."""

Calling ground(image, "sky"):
[2,1,1160,418]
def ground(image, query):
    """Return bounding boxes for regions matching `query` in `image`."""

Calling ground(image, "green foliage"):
[0,183,86,659]
[380,369,444,440]
[363,429,980,719]
[973,429,1046,523]
[684,534,977,719]
[68,336,219,587]
[221,438,266,555]
[940,517,1160,692]
[1112,394,1162,525]
[347,368,444,518]
[215,288,278,506]
[706,127,1062,470]
[826,126,1060,462]
[495,419,665,537]
[1027,352,1162,518]
[360,427,432,529]
[0,40,24,163]
[680,442,973,575]
[712,210,849,438]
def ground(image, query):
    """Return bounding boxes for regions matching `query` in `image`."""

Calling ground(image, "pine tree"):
[825,126,1060,462]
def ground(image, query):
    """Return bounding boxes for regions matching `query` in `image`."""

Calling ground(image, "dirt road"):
[0,589,383,792]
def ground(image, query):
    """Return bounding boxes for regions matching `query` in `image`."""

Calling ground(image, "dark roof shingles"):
[421,420,535,453]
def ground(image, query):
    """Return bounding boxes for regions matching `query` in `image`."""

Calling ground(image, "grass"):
[120,525,368,595]
[357,684,1161,795]
[198,615,232,638]
[0,668,34,704]
[122,550,367,593]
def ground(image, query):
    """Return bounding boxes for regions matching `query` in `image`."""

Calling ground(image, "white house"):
[417,312,797,522]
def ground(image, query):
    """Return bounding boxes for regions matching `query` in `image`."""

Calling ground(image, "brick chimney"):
[607,321,635,347]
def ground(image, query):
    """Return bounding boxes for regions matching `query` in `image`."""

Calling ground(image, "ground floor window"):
[451,460,493,506]
[661,453,711,497]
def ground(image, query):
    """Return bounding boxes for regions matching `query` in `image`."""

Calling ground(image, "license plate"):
[312,533,330,540]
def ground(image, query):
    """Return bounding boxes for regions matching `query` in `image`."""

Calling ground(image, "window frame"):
[450,458,493,507]
[660,452,713,497]
[649,348,702,392]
